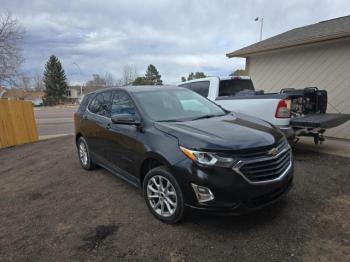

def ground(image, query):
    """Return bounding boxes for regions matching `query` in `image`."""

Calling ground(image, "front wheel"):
[143,166,185,224]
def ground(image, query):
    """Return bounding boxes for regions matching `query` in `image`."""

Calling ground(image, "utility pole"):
[254,17,264,41]
[73,62,84,97]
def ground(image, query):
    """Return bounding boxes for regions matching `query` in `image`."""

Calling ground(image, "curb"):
[39,134,72,140]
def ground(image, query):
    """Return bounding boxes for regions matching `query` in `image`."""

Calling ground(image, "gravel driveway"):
[0,136,349,261]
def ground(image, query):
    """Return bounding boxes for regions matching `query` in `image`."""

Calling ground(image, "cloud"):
[3,0,350,84]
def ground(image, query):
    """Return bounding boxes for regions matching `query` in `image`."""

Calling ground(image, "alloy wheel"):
[146,175,178,217]
[79,142,88,166]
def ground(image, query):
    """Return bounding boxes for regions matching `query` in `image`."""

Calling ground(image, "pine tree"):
[144,64,163,85]
[133,76,149,85]
[188,72,195,80]
[182,72,206,82]
[43,55,68,104]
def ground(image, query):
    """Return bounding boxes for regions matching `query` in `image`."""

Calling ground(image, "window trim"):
[110,90,138,118]
[86,89,141,121]
[86,91,113,120]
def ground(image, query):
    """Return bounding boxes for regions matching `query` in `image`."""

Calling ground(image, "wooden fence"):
[0,100,38,149]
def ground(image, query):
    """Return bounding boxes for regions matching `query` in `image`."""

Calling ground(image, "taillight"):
[275,99,291,118]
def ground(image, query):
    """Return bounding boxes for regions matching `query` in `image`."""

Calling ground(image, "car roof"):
[88,85,184,95]
[177,76,251,85]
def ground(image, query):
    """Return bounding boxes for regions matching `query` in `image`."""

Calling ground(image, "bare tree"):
[14,72,32,90]
[33,72,44,91]
[84,74,107,93]
[117,65,138,86]
[0,12,25,86]
[104,72,115,87]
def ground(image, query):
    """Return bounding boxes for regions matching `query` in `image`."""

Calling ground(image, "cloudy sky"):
[3,0,350,84]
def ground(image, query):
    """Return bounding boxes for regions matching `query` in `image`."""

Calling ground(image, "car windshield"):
[133,88,227,122]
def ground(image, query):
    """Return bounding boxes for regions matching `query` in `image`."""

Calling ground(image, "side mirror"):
[111,113,140,125]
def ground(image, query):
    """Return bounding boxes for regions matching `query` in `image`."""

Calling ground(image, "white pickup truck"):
[177,76,350,143]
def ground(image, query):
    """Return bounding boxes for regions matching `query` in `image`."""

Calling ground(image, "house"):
[66,85,82,101]
[226,15,350,139]
[1,88,44,102]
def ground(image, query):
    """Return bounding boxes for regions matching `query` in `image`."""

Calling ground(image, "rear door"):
[84,91,113,161]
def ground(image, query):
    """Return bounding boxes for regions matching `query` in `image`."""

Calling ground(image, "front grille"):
[235,141,292,183]
[237,140,288,160]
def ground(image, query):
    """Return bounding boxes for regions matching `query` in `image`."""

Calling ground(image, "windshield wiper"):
[190,114,225,121]
[157,119,183,122]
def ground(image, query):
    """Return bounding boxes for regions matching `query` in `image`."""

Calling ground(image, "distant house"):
[226,15,350,139]
[1,88,44,102]
[66,85,82,101]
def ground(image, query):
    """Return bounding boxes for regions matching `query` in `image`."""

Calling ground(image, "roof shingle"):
[227,15,350,57]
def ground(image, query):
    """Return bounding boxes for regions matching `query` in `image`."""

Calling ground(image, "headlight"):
[179,146,236,167]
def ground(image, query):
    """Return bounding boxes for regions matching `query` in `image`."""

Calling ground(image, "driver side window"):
[111,91,136,116]
[88,92,112,117]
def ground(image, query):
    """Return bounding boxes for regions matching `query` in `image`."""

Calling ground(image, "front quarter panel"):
[137,125,187,176]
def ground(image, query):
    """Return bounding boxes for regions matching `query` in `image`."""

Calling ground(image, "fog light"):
[191,183,214,203]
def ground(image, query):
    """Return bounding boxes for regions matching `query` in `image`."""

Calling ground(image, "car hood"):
[154,113,284,152]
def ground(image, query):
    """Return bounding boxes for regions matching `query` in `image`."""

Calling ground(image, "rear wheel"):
[77,136,96,170]
[143,166,185,224]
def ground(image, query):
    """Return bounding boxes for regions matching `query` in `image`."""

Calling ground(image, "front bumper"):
[172,156,294,213]
[186,175,293,214]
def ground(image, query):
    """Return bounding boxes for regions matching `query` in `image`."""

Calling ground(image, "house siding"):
[248,38,350,139]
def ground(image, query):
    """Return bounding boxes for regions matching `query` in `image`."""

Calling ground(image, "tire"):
[143,166,185,224]
[76,136,97,170]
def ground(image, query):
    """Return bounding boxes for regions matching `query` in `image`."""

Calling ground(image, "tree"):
[132,64,163,85]
[84,74,106,93]
[104,72,115,87]
[132,76,149,85]
[181,72,206,81]
[117,65,138,86]
[188,72,195,80]
[144,64,162,85]
[0,12,25,86]
[17,73,32,90]
[43,55,68,104]
[33,72,44,91]
[230,69,248,76]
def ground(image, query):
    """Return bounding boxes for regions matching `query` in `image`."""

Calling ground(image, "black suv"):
[74,86,293,223]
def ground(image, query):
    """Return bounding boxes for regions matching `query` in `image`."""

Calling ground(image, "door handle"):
[106,123,111,129]
[83,115,88,120]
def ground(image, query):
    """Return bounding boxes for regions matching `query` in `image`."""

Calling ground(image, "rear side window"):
[219,79,255,97]
[111,91,136,116]
[88,92,112,117]
[77,94,92,114]
[188,81,210,97]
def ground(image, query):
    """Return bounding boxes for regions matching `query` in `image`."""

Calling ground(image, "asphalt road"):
[0,136,349,261]
[34,106,77,137]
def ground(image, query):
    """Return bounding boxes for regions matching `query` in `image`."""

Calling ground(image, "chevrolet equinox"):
[74,86,293,223]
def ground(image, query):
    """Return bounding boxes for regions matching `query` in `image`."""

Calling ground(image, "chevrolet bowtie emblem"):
[268,148,278,156]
